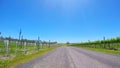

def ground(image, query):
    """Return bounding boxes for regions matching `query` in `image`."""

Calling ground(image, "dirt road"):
[17,46,120,68]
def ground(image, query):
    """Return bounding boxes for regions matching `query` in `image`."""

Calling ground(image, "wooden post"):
[34,42,36,52]
[4,40,9,56]
[49,40,50,48]
[88,40,90,47]
[16,41,18,49]
[42,41,43,49]
[21,35,23,48]
[38,36,40,50]
[24,42,26,54]
[16,41,18,54]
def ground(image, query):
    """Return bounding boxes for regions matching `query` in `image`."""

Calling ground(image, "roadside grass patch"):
[0,47,58,68]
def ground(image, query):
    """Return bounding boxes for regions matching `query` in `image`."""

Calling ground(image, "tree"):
[37,36,40,50]
[66,42,70,44]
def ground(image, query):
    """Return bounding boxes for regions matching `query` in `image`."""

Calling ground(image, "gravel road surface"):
[16,46,120,68]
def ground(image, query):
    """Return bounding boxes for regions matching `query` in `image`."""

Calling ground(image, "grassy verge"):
[0,46,58,68]
[70,45,120,55]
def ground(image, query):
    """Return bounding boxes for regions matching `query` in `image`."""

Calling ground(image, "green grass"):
[60,44,69,46]
[0,46,58,68]
[70,45,120,55]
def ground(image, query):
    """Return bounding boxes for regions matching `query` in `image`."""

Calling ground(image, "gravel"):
[16,46,120,68]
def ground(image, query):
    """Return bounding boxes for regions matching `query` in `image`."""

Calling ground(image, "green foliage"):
[70,36,120,51]
[0,60,10,68]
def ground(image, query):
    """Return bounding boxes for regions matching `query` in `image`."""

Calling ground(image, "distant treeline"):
[0,36,57,44]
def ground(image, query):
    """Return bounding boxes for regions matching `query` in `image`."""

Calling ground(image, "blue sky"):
[0,0,120,43]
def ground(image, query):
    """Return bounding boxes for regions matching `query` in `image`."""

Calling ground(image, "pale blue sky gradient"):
[0,0,120,43]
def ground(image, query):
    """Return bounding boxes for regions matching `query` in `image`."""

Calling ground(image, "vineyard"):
[70,37,120,51]
[0,37,58,68]
[0,38,57,56]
